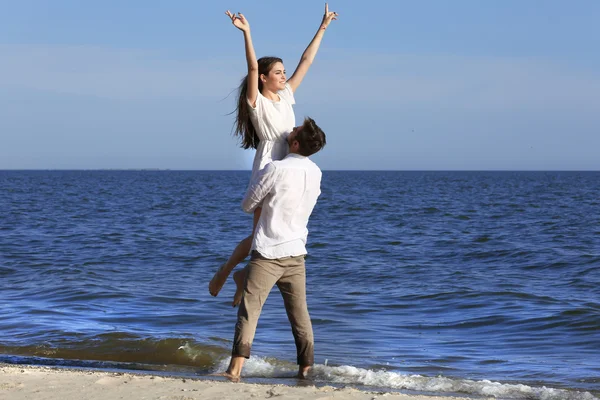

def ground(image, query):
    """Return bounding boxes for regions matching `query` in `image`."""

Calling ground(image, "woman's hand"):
[287,3,339,92]
[320,3,338,29]
[225,10,250,32]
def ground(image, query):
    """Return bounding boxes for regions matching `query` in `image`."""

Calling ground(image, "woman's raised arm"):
[226,11,259,107]
[287,3,338,93]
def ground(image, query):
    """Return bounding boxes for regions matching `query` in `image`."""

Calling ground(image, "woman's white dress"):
[247,83,296,184]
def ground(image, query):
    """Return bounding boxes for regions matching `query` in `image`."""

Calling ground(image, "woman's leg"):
[231,208,261,306]
[208,235,252,297]
[208,208,261,297]
[232,267,247,307]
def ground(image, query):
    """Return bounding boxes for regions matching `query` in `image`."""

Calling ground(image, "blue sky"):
[1,1,599,170]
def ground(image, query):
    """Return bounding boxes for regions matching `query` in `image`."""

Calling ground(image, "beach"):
[0,364,470,400]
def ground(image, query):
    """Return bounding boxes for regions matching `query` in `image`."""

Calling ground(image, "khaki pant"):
[232,251,314,366]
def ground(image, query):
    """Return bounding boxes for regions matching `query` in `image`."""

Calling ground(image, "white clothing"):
[247,83,296,184]
[241,153,322,259]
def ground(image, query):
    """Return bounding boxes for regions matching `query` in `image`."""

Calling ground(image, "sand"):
[0,363,475,400]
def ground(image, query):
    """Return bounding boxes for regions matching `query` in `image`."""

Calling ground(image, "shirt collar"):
[286,153,307,160]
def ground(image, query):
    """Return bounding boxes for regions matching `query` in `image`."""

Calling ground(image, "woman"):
[209,4,338,306]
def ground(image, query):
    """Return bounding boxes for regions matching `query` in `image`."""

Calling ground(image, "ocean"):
[1,170,598,400]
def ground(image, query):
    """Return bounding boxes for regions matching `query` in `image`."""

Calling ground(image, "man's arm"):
[241,163,277,213]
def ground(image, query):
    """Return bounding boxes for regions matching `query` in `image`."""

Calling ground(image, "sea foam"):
[214,356,598,400]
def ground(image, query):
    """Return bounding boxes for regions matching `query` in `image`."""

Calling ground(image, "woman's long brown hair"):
[234,57,283,149]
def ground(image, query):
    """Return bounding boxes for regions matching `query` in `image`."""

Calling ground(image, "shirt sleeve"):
[248,92,266,122]
[241,162,278,213]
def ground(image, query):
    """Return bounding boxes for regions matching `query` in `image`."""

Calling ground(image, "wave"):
[0,335,227,370]
[223,357,599,400]
[2,340,596,400]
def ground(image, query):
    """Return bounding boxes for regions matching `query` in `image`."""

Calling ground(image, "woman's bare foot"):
[209,264,229,297]
[232,269,246,307]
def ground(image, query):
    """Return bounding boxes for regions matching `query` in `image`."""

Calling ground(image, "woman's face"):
[262,62,286,91]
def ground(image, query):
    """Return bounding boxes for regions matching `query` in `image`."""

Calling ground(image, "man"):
[225,116,326,380]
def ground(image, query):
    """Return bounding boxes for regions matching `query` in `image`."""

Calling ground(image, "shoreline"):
[0,363,472,400]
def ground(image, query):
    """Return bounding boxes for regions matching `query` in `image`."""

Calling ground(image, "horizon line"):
[1,169,599,173]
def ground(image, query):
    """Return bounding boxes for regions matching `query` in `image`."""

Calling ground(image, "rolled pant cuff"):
[297,356,314,366]
[232,344,251,359]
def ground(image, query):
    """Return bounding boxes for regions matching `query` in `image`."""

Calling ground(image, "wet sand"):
[0,363,475,400]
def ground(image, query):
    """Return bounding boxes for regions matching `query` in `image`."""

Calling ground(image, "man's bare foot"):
[209,264,229,297]
[232,269,245,307]
[297,365,311,380]
[209,371,240,382]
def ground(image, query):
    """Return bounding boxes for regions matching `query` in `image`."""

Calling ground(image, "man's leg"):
[276,255,314,378]
[227,252,281,378]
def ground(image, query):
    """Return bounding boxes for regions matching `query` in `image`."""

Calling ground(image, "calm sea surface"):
[1,171,599,400]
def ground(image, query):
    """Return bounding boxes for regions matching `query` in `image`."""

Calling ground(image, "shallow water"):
[1,170,599,399]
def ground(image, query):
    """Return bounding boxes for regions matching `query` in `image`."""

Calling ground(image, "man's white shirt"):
[242,153,322,259]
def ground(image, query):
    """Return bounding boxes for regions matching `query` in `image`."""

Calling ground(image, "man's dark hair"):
[296,117,326,157]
